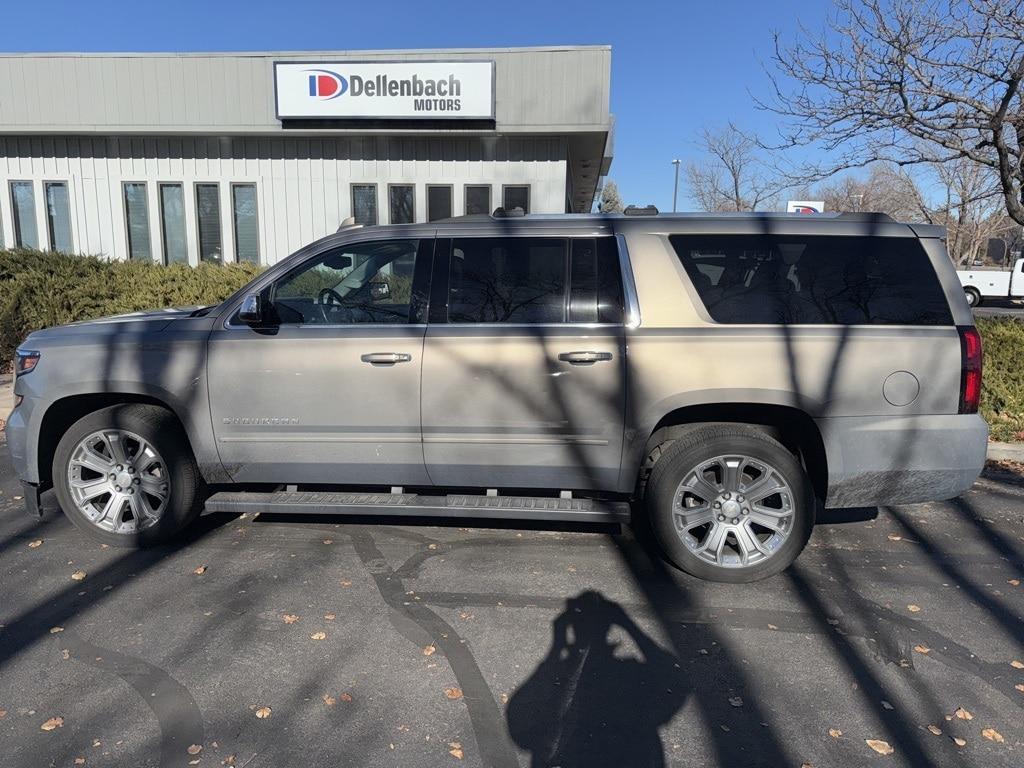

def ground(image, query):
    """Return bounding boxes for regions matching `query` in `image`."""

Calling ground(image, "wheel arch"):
[630,402,828,503]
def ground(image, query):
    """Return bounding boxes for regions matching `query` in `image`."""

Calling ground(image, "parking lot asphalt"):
[1,437,1022,768]
[973,299,1024,318]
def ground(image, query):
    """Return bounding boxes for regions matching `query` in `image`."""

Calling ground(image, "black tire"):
[53,404,204,548]
[645,424,814,583]
[964,287,982,308]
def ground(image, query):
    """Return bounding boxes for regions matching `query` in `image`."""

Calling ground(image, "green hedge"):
[977,317,1024,442]
[0,249,261,368]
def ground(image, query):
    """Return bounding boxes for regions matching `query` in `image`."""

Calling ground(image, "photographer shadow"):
[507,590,686,768]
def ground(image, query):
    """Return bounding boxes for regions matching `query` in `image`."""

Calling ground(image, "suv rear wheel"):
[645,425,814,582]
[53,404,204,548]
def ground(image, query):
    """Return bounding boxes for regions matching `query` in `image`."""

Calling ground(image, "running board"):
[205,490,630,524]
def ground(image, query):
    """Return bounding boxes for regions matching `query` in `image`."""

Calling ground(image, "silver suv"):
[5,211,988,582]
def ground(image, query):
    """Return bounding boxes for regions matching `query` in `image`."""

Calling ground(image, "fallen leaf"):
[324,613,336,621]
[458,612,474,620]
[1011,660,1024,669]
[193,565,207,575]
[828,728,842,738]
[310,631,327,641]
[282,614,299,624]
[1015,684,1024,693]
[40,716,64,731]
[323,694,336,706]
[28,540,43,549]
[728,696,743,708]
[255,706,272,719]
[71,570,86,581]
[423,645,436,656]
[322,539,333,544]
[887,534,902,541]
[767,624,778,630]
[865,739,894,755]
[444,687,463,700]
[74,759,85,765]
[339,693,353,702]
[187,744,203,755]
[913,645,930,655]
[61,649,70,660]
[926,724,942,736]
[907,604,921,613]
[340,580,352,588]
[1009,579,1020,586]
[0,709,7,719]
[981,727,1004,743]
[954,707,973,720]
[49,626,64,634]
[881,701,894,710]
[449,746,464,760]
[952,736,966,747]
[222,756,236,766]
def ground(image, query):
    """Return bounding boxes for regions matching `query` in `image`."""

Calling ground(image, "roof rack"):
[623,205,659,216]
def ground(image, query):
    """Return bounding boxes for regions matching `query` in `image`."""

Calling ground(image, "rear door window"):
[670,234,953,325]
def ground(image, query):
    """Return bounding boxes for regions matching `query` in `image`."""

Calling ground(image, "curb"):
[987,441,1024,462]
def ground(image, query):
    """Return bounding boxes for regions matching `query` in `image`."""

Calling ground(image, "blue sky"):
[1,0,830,211]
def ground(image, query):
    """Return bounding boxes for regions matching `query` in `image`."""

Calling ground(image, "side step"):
[205,490,631,524]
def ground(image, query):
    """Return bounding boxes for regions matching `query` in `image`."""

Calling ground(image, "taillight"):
[958,326,982,414]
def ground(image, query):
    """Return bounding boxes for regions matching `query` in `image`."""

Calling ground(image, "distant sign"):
[274,61,495,120]
[787,200,825,214]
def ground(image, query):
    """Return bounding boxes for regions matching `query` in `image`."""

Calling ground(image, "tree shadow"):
[507,589,686,768]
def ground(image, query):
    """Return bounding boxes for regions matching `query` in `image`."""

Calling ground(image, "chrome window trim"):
[615,233,642,329]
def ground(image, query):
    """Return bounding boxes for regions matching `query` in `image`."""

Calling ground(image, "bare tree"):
[764,0,1024,225]
[807,163,929,220]
[686,126,781,212]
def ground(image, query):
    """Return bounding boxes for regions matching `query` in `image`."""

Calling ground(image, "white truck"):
[957,256,1024,307]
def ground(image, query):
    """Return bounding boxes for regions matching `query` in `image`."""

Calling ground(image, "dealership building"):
[0,46,612,265]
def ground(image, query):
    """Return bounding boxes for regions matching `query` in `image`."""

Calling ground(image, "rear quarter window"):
[669,234,953,325]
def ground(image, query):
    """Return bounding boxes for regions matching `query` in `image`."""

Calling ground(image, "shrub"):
[0,249,261,367]
[976,317,1024,442]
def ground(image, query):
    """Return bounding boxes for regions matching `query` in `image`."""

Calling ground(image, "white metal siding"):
[0,135,568,263]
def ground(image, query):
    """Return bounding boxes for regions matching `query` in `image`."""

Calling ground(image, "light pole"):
[672,159,681,213]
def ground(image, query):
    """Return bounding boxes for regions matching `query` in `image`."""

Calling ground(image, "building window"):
[44,182,73,252]
[427,185,453,222]
[159,183,188,265]
[388,185,415,224]
[195,183,223,263]
[232,184,260,263]
[123,182,152,261]
[502,185,530,214]
[352,184,378,225]
[465,185,491,215]
[10,181,39,249]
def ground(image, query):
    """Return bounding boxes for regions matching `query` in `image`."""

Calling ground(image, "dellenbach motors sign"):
[274,61,495,120]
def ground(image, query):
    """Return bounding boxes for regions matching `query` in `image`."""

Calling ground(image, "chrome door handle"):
[360,352,412,365]
[558,351,613,364]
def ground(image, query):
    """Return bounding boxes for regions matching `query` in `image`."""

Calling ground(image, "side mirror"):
[237,293,265,325]
[369,281,391,301]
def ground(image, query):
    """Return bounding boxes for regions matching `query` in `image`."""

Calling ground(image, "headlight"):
[14,349,40,376]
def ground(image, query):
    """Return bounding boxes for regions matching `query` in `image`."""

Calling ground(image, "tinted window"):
[123,182,151,261]
[271,239,420,325]
[44,182,72,252]
[389,185,415,224]
[448,237,567,323]
[465,185,491,215]
[503,185,530,214]
[670,234,953,325]
[232,184,260,263]
[428,186,452,222]
[159,184,188,264]
[570,238,624,323]
[195,183,222,263]
[10,181,39,249]
[352,184,378,225]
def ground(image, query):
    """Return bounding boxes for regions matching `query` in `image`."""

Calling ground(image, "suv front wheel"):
[53,404,204,548]
[645,425,814,582]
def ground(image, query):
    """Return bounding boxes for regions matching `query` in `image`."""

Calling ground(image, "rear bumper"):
[818,413,988,508]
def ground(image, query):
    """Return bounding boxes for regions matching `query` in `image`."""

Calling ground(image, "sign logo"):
[306,69,347,100]
[786,200,825,214]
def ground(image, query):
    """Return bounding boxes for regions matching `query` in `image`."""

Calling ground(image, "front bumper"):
[818,413,988,508]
